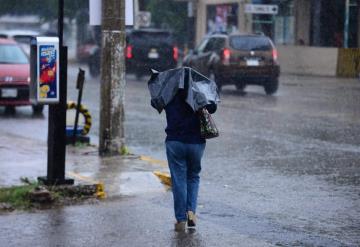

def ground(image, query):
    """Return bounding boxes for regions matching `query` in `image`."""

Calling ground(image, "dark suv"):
[183,33,280,95]
[83,28,178,78]
[126,29,178,78]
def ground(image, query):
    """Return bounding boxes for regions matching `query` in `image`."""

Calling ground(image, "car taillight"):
[272,49,278,61]
[126,45,133,59]
[222,48,231,64]
[173,46,179,61]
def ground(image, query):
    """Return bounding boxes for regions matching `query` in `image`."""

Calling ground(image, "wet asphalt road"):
[0,64,360,246]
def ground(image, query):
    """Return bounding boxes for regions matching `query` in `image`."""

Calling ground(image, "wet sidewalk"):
[0,131,275,247]
[0,129,169,198]
[66,145,170,198]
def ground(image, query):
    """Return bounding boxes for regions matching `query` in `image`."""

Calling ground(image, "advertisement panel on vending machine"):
[30,37,60,104]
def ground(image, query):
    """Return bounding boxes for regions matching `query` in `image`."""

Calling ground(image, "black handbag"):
[199,108,219,139]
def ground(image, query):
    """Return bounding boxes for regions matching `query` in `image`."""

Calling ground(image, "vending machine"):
[30,37,60,104]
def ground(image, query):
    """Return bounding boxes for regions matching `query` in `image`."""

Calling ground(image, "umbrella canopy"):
[148,67,220,113]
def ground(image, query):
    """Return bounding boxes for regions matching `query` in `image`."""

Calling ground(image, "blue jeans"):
[165,141,206,222]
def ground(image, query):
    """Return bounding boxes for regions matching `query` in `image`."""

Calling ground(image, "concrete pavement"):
[1,68,360,246]
[0,126,274,247]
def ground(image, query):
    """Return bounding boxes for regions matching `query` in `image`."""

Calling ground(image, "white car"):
[0,30,40,56]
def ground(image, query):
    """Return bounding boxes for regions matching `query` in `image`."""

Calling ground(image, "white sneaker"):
[187,211,196,228]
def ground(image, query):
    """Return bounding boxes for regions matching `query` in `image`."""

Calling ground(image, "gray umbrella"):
[148,67,220,113]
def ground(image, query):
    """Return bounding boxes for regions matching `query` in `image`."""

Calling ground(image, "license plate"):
[1,88,17,98]
[148,49,159,59]
[246,59,259,66]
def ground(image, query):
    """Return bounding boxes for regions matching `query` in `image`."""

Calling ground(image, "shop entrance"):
[252,14,275,38]
[249,0,294,45]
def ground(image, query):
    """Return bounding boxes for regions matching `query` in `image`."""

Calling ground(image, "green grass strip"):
[0,184,37,209]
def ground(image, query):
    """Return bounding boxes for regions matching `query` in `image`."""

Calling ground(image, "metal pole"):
[344,0,350,48]
[39,0,74,185]
[58,0,63,47]
[99,0,126,155]
[72,69,85,144]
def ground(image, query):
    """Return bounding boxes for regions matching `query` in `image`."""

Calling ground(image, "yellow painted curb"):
[337,48,360,77]
[140,155,171,187]
[153,171,172,187]
[140,155,168,167]
[67,171,107,199]
[95,183,106,199]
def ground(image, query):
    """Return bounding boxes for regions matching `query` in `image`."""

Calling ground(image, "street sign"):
[89,0,134,26]
[245,4,278,15]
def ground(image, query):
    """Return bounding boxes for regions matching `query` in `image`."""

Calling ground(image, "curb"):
[67,171,106,199]
[139,155,172,187]
[139,155,168,167]
[153,171,171,187]
[67,154,171,196]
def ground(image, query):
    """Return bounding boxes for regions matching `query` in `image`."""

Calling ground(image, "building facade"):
[195,0,360,48]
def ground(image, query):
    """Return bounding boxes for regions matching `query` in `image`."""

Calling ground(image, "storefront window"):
[274,1,294,44]
[206,4,238,34]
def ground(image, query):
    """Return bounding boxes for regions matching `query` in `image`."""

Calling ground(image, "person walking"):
[164,89,217,231]
[148,67,219,232]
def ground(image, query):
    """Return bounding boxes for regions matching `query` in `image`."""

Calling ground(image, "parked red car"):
[0,38,43,114]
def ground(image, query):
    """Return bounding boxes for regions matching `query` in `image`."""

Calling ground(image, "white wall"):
[277,45,338,77]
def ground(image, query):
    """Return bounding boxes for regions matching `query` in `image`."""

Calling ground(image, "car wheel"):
[264,77,279,95]
[4,106,15,115]
[236,83,246,92]
[32,104,44,115]
[209,71,222,92]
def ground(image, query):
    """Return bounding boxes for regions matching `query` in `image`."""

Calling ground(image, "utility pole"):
[99,0,126,155]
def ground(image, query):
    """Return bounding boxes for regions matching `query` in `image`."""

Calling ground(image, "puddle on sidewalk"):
[115,172,167,196]
[69,171,168,197]
[66,147,169,197]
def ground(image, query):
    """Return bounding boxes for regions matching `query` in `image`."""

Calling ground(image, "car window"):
[230,36,273,51]
[203,38,225,53]
[0,44,28,64]
[203,39,215,53]
[204,38,225,52]
[13,35,33,44]
[213,38,226,51]
[0,34,8,38]
[196,38,209,53]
